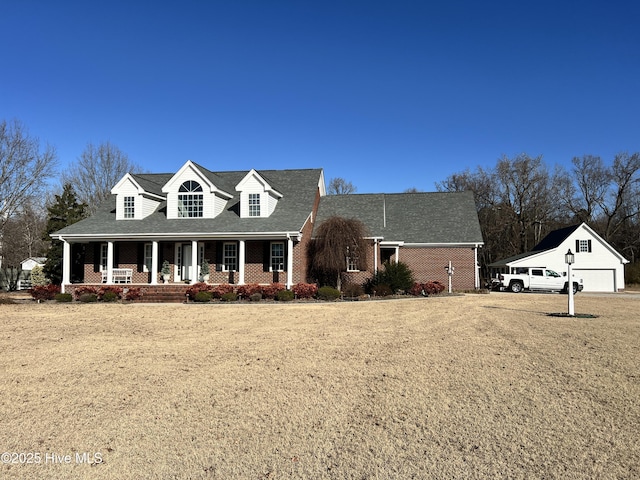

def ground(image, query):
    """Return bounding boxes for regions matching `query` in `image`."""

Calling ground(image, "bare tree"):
[0,119,57,234]
[0,206,48,290]
[308,216,368,289]
[62,141,141,214]
[327,177,357,195]
[599,152,640,242]
[565,155,610,222]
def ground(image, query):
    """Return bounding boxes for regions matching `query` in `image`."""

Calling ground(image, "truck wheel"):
[572,283,579,294]
[510,281,524,293]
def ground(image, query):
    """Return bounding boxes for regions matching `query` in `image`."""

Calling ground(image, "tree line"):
[436,152,640,281]
[1,117,639,289]
[0,119,140,289]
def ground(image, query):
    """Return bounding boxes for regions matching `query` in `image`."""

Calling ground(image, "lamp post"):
[565,249,575,316]
[444,261,454,294]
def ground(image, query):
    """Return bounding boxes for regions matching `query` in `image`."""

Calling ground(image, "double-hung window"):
[178,181,204,218]
[100,244,108,272]
[271,242,284,272]
[249,193,261,217]
[346,246,359,272]
[223,242,237,272]
[144,243,153,272]
[124,196,135,218]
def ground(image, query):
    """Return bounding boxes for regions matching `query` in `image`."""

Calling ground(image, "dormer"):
[235,169,283,218]
[111,173,164,220]
[162,160,233,219]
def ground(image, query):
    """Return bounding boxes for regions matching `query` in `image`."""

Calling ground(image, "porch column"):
[191,240,198,284]
[106,241,114,284]
[151,241,159,285]
[286,236,294,289]
[374,239,379,274]
[238,240,245,285]
[61,240,71,293]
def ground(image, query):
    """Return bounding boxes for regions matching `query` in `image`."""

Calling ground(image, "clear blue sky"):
[2,1,639,193]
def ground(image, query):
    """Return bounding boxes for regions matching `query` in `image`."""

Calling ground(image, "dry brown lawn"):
[0,293,638,479]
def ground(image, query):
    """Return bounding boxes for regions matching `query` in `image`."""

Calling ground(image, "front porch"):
[60,238,300,294]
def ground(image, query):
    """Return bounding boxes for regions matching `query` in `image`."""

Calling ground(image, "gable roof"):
[53,168,324,239]
[315,191,483,245]
[489,222,629,266]
[531,224,580,251]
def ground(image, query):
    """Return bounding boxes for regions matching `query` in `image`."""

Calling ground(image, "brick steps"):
[138,285,190,303]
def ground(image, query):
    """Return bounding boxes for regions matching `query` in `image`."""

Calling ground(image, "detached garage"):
[490,223,628,292]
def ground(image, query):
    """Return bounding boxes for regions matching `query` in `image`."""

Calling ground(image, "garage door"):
[573,269,616,292]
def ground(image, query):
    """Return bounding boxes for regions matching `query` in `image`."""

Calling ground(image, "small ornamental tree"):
[308,216,368,290]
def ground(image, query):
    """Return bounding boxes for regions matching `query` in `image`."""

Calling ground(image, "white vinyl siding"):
[115,178,140,220]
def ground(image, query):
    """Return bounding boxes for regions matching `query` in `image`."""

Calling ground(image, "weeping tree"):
[308,216,369,290]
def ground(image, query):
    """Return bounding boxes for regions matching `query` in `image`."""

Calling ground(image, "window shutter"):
[93,244,101,273]
[263,241,271,272]
[575,239,580,253]
[283,241,288,272]
[588,239,592,253]
[215,241,223,271]
[137,243,144,272]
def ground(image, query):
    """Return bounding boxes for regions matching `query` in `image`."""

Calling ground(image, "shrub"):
[423,281,445,295]
[317,286,340,301]
[30,265,49,287]
[237,284,262,298]
[409,281,446,296]
[54,293,73,303]
[124,287,142,301]
[369,261,415,293]
[79,293,98,303]
[211,284,234,299]
[262,283,286,300]
[221,291,238,302]
[102,291,118,302]
[73,285,99,300]
[194,291,212,302]
[373,284,393,297]
[342,283,364,297]
[292,283,318,299]
[276,289,294,301]
[30,284,61,301]
[249,293,263,302]
[186,282,212,300]
[409,282,426,296]
[98,286,122,301]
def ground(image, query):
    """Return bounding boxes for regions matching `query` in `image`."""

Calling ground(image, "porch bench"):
[102,268,133,283]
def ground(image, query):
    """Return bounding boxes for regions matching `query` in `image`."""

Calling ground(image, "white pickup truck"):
[492,267,584,294]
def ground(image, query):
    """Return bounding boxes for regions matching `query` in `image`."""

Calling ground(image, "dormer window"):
[124,196,135,219]
[249,193,261,217]
[178,181,203,218]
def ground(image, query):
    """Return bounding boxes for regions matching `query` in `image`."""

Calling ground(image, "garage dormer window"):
[249,193,261,217]
[577,239,592,253]
[178,181,203,218]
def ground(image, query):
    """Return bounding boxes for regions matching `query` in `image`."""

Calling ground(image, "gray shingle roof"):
[54,168,322,238]
[315,191,483,244]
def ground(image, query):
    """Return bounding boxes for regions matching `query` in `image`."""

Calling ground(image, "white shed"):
[489,223,628,292]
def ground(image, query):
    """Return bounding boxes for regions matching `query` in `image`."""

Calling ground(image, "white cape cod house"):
[51,160,484,297]
[489,223,628,292]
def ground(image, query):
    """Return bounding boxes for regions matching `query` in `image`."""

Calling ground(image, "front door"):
[182,243,193,281]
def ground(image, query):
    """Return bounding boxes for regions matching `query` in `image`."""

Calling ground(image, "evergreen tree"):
[43,184,88,284]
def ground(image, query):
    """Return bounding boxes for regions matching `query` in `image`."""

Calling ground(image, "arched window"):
[178,181,203,217]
